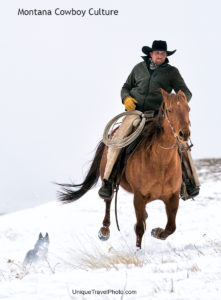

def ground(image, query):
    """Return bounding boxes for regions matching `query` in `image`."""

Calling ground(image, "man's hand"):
[123,97,137,111]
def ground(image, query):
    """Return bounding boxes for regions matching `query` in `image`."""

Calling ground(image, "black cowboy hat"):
[142,40,176,56]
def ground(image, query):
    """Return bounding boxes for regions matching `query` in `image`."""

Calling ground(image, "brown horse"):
[59,89,190,248]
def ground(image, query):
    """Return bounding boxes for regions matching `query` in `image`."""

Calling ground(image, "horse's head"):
[160,89,191,142]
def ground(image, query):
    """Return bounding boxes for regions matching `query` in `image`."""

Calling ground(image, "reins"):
[159,107,180,150]
[114,148,134,232]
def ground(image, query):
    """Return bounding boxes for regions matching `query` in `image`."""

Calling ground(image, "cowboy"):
[98,40,200,200]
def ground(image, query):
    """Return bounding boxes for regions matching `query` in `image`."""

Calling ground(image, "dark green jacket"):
[121,56,192,113]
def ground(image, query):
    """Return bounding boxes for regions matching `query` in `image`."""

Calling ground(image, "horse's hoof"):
[135,247,144,256]
[98,230,110,241]
[98,227,110,241]
[151,227,166,240]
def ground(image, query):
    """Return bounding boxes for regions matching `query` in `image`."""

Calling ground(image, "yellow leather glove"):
[123,97,138,111]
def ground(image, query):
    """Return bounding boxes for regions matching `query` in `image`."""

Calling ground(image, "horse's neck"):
[147,118,179,164]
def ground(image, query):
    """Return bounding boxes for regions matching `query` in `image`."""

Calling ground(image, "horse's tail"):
[58,141,105,203]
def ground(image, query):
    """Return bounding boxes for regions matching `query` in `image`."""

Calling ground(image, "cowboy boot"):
[180,148,200,200]
[98,179,114,200]
[180,180,200,201]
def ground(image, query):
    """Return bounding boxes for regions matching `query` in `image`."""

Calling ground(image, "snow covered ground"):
[0,158,221,300]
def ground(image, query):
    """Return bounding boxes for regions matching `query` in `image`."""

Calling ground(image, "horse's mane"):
[166,93,185,107]
[139,94,174,149]
[139,102,165,149]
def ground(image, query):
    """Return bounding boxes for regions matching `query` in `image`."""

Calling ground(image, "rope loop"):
[102,110,146,149]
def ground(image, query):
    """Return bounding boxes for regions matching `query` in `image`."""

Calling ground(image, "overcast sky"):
[0,0,220,213]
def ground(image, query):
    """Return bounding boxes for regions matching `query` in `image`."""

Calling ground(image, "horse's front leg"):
[134,193,147,248]
[151,192,179,240]
[98,199,112,241]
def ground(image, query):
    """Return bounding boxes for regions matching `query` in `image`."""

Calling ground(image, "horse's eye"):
[167,109,173,113]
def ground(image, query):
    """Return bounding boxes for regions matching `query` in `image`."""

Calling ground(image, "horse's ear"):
[160,88,168,98]
[178,90,187,100]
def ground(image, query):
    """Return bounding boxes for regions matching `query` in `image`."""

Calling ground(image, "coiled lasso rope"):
[102,110,146,149]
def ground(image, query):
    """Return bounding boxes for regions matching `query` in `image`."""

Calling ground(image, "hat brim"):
[142,46,176,56]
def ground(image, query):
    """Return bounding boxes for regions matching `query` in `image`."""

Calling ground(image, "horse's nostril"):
[179,131,184,138]
[179,130,190,141]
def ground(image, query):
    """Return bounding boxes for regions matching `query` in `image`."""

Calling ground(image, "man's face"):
[150,51,167,65]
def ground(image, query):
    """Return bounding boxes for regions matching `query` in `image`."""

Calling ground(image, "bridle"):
[159,103,191,151]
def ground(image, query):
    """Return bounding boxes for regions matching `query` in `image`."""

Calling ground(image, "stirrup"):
[98,179,114,200]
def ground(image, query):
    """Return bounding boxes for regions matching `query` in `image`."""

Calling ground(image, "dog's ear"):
[39,233,43,239]
[44,232,49,242]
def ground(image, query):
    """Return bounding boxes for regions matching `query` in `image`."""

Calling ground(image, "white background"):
[0,0,220,213]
